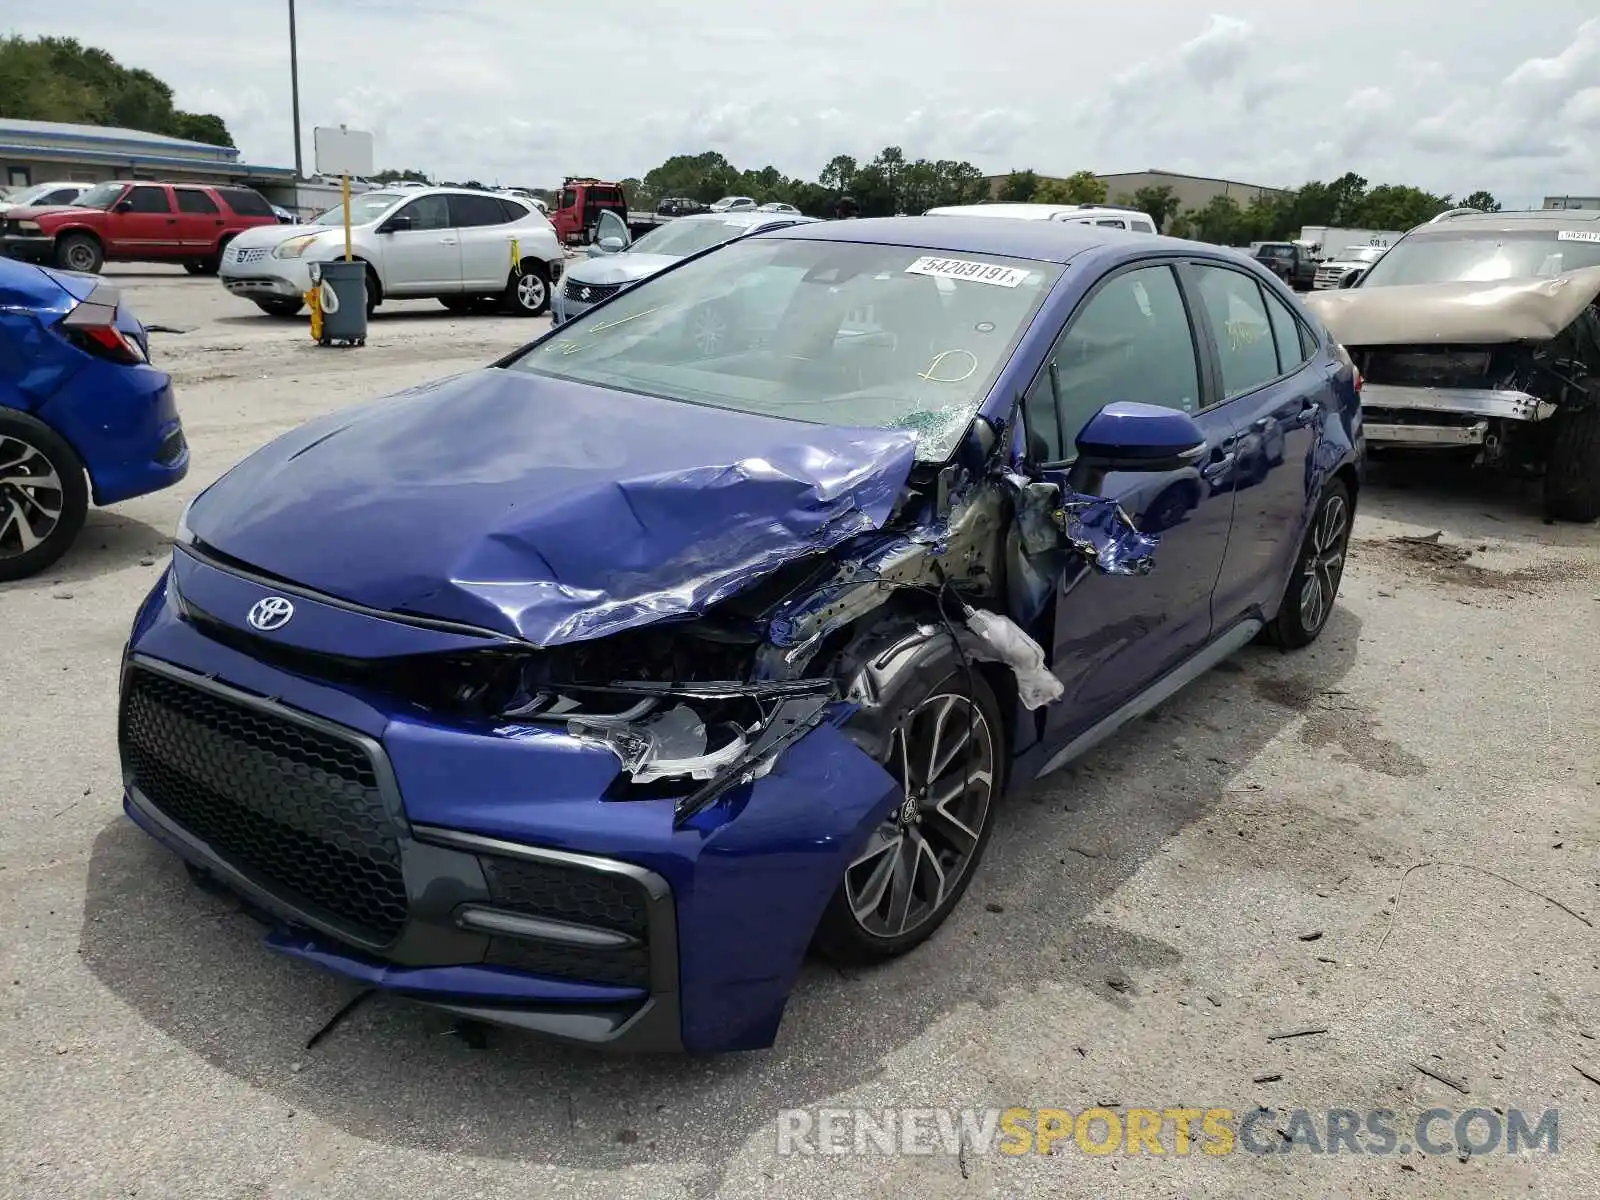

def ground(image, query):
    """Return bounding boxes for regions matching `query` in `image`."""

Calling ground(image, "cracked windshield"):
[512,238,1062,458]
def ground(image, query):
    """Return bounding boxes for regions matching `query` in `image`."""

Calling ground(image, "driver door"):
[1022,261,1243,740]
[375,193,458,293]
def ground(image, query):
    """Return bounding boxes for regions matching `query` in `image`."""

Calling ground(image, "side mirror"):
[1074,402,1207,472]
[1339,270,1363,289]
[114,200,134,213]
[597,235,626,253]
[378,214,413,234]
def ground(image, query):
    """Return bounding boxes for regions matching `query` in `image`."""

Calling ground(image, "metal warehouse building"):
[985,167,1288,225]
[0,117,294,192]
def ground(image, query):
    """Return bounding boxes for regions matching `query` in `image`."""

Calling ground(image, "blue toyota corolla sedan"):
[118,217,1362,1053]
[1,259,188,580]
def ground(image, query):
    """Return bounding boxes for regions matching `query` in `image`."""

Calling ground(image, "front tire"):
[503,262,550,316]
[55,233,103,274]
[1265,477,1352,649]
[1543,403,1600,522]
[813,665,1005,965]
[253,299,304,319]
[0,410,89,582]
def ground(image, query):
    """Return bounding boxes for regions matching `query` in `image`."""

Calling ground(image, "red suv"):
[0,181,282,275]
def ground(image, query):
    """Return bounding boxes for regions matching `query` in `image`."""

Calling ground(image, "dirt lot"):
[2,267,1598,1199]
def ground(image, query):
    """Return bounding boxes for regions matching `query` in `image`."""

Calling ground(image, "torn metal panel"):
[1055,494,1160,576]
[1303,266,1600,346]
[180,367,920,646]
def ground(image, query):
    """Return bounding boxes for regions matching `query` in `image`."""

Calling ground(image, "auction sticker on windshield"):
[1557,230,1600,243]
[905,256,1031,287]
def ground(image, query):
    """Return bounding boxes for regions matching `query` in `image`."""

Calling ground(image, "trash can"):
[312,259,368,346]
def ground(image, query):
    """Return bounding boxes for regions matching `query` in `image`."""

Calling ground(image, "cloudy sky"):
[11,1,1600,205]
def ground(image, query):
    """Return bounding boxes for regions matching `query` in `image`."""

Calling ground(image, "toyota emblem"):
[247,596,295,631]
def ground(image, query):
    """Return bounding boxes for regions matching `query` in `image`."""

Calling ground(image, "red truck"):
[548,178,672,245]
[0,180,281,275]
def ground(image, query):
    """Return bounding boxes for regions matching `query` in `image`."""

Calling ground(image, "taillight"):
[1353,367,1363,393]
[66,323,147,365]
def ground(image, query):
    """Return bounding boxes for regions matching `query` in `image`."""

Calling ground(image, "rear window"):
[216,187,275,217]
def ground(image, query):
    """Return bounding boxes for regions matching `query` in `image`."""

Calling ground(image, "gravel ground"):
[2,267,1598,1199]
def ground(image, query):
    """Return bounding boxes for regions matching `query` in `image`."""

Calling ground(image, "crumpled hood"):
[186,367,919,645]
[567,253,682,287]
[1304,265,1600,346]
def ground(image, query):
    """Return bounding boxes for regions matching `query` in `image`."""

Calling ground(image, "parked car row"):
[10,198,1595,1059]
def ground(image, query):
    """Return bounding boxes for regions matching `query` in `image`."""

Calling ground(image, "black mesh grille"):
[479,853,652,987]
[120,667,408,942]
[480,854,649,936]
[563,278,622,304]
[156,428,187,466]
[484,936,650,988]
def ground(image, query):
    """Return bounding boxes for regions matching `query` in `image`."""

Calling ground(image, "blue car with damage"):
[1,259,187,580]
[117,217,1362,1052]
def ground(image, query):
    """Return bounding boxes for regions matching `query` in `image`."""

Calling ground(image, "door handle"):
[1200,449,1235,482]
[440,237,457,245]
[166,217,178,224]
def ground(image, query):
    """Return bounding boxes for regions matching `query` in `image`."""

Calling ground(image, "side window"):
[217,187,274,217]
[1261,286,1312,374]
[1026,264,1202,462]
[397,194,450,230]
[448,193,509,227]
[1192,265,1280,397]
[559,187,576,209]
[497,197,529,222]
[1298,321,1319,361]
[124,186,170,213]
[43,188,79,205]
[1096,218,1127,228]
[175,189,219,214]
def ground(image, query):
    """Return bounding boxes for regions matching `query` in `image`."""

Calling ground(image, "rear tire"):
[183,261,208,276]
[54,233,103,274]
[1265,477,1352,649]
[0,409,89,582]
[1543,402,1600,523]
[503,261,550,316]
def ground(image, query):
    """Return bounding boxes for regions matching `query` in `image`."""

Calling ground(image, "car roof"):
[759,214,1167,263]
[1413,209,1600,236]
[673,210,817,229]
[924,202,1151,222]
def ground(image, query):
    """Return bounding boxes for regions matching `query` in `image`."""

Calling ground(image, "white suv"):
[218,187,566,318]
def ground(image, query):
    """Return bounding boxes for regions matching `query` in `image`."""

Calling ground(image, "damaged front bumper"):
[118,569,901,1053]
[1360,383,1558,446]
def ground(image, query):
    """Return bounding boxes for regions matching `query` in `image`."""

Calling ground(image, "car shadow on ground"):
[6,513,172,590]
[1360,455,1569,540]
[78,609,1361,1191]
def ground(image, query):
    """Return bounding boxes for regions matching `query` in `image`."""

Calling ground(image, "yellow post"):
[342,174,353,261]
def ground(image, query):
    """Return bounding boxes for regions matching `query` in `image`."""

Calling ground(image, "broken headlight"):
[501,683,836,815]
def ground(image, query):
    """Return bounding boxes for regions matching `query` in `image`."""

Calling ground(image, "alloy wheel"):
[516,273,547,312]
[0,435,65,559]
[843,692,996,940]
[1299,492,1348,634]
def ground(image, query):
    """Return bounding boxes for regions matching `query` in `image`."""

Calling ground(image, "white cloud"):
[6,2,1598,205]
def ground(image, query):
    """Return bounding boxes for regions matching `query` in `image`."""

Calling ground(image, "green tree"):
[1034,171,1107,205]
[1129,184,1179,230]
[1354,184,1451,229]
[1186,194,1247,245]
[1461,190,1501,213]
[370,168,431,185]
[996,170,1039,202]
[818,154,858,194]
[0,35,233,147]
[641,151,739,204]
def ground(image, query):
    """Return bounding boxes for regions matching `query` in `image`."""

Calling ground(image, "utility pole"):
[288,0,304,179]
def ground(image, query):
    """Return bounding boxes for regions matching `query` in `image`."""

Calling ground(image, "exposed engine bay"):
[1303,266,1600,521]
